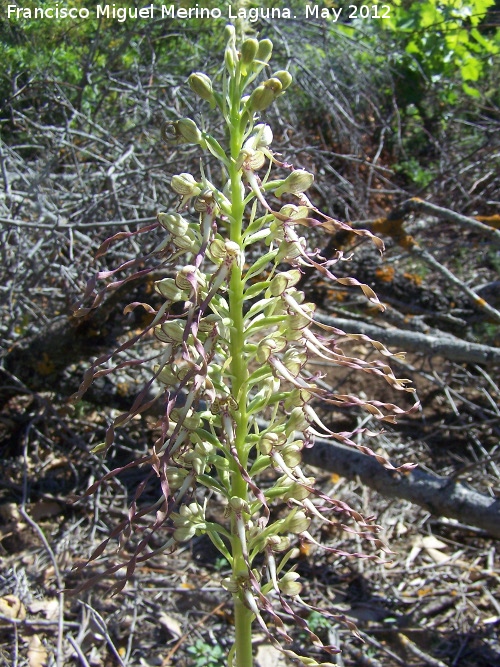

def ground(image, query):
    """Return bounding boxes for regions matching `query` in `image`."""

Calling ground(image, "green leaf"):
[471,28,499,54]
[462,82,481,98]
[461,56,482,81]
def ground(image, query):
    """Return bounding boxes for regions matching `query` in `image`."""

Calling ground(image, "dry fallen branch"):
[302,437,500,540]
[390,198,500,248]
[408,244,500,324]
[314,314,500,366]
[351,199,500,323]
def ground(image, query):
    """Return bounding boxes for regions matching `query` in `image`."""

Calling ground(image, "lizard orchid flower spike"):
[71,25,418,667]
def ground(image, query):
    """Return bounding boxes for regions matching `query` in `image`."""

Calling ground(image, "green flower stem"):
[233,596,254,667]
[228,79,254,667]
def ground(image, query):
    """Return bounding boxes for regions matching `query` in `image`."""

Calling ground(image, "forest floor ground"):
[1,342,499,667]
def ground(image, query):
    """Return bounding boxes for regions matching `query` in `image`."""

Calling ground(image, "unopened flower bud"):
[244,124,273,151]
[198,313,221,333]
[267,535,291,552]
[156,364,177,385]
[279,571,302,596]
[286,510,311,534]
[173,525,197,542]
[275,169,314,197]
[247,84,275,113]
[175,265,205,291]
[245,150,266,170]
[225,46,236,72]
[154,278,186,301]
[208,238,226,261]
[224,240,241,261]
[241,38,259,66]
[229,496,250,514]
[286,407,308,434]
[272,70,293,91]
[158,320,185,343]
[179,118,204,143]
[166,466,189,491]
[157,212,189,236]
[194,439,213,456]
[257,39,273,62]
[259,431,280,455]
[224,27,237,75]
[172,228,199,251]
[183,450,207,476]
[188,72,215,105]
[171,173,201,196]
[263,77,283,95]
[279,204,310,221]
[161,118,204,146]
[225,24,236,41]
[176,502,204,522]
[194,189,217,213]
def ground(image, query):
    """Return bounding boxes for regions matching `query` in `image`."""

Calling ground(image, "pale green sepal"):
[195,427,224,449]
[206,528,233,564]
[197,473,227,495]
[243,297,276,321]
[243,228,272,246]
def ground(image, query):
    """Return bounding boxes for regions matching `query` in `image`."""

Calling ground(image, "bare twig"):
[67,635,92,667]
[397,632,448,667]
[409,244,500,323]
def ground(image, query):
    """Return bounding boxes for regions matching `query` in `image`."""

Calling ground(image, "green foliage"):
[307,610,332,634]
[378,0,499,101]
[317,0,500,192]
[187,639,225,667]
[394,157,436,187]
[1,0,226,120]
[333,0,498,107]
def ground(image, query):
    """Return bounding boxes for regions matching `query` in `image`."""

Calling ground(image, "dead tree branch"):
[389,198,500,248]
[302,437,500,540]
[408,244,500,323]
[314,314,500,365]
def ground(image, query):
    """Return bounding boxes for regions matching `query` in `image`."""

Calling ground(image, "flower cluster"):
[73,26,416,667]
